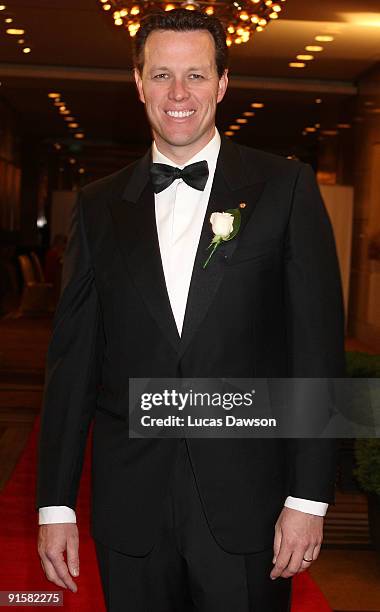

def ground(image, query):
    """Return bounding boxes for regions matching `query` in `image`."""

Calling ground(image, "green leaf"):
[223,208,241,241]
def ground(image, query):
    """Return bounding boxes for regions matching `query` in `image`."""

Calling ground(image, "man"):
[37,9,345,611]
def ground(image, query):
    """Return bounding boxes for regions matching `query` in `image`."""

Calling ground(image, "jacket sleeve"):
[36,189,104,511]
[284,163,346,503]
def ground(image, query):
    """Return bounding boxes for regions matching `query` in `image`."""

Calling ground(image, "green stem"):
[203,240,220,269]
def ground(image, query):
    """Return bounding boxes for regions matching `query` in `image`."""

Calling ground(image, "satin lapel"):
[108,153,181,353]
[179,138,267,357]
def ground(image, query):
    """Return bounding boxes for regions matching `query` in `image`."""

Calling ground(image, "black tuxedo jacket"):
[36,136,345,556]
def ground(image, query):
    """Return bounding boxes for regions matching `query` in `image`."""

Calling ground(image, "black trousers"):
[94,440,292,612]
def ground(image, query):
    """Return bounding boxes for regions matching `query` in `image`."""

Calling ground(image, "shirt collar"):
[152,127,221,170]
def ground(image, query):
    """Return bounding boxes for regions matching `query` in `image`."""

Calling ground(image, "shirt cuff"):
[38,506,77,525]
[284,496,328,517]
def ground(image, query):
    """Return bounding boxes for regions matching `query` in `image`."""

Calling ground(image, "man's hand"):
[270,506,323,580]
[38,523,79,592]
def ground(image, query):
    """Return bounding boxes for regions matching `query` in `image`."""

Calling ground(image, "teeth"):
[166,110,195,118]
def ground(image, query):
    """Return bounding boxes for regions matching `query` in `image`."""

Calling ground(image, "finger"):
[272,525,282,564]
[280,549,305,578]
[299,544,321,572]
[270,542,292,580]
[66,533,80,577]
[46,551,77,592]
[40,556,68,590]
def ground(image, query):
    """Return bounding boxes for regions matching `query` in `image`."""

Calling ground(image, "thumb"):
[66,536,80,577]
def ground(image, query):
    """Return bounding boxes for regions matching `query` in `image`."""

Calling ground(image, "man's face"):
[134,29,228,159]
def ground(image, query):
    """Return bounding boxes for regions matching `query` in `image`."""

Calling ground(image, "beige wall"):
[348,63,380,349]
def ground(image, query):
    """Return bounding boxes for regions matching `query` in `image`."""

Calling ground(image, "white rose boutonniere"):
[203,205,244,269]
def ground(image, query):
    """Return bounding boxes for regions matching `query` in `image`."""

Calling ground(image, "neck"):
[153,127,216,165]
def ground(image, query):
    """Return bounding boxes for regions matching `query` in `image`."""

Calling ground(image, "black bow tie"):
[150,160,209,194]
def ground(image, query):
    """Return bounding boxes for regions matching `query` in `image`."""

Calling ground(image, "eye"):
[153,73,169,80]
[189,73,204,80]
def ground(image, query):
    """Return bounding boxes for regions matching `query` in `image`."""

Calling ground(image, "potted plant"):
[354,439,380,551]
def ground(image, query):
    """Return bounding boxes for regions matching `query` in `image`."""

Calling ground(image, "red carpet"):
[0,417,332,611]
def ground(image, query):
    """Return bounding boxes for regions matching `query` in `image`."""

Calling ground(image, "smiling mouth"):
[165,110,196,118]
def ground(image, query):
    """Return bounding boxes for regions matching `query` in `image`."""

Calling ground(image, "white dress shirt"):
[38,128,327,524]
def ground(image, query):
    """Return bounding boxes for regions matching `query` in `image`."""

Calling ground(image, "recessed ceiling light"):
[289,62,306,68]
[315,35,334,42]
[0,5,7,10]
[296,54,314,61]
[236,118,248,124]
[224,131,235,136]
[64,116,74,121]
[79,168,85,174]
[74,133,85,139]
[251,102,264,108]
[48,92,61,99]
[321,129,338,136]
[6,28,25,35]
[243,111,255,117]
[22,47,31,53]
[337,123,351,129]
[315,98,322,104]
[68,123,79,128]
[306,45,323,52]
[4,17,12,23]
[305,127,317,133]
[229,125,240,130]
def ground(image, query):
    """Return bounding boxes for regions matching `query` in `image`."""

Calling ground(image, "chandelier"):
[98,0,287,45]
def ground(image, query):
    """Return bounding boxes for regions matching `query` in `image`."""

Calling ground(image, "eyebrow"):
[149,66,209,72]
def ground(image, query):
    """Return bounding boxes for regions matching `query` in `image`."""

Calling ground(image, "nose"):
[168,77,190,101]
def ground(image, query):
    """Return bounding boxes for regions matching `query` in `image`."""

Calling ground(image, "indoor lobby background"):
[0,1,380,611]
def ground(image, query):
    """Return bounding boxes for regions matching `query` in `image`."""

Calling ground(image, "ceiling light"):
[337,123,351,129]
[99,0,288,45]
[17,39,24,44]
[305,127,317,133]
[48,92,61,99]
[224,131,235,136]
[22,47,31,53]
[64,116,74,121]
[296,54,314,61]
[229,125,240,130]
[289,62,306,68]
[315,98,322,104]
[68,123,79,128]
[0,5,7,10]
[306,45,323,52]
[321,129,338,136]
[236,118,248,124]
[315,35,334,42]
[74,133,85,139]
[6,28,25,35]
[79,168,85,174]
[243,111,255,117]
[5,17,12,22]
[251,102,264,108]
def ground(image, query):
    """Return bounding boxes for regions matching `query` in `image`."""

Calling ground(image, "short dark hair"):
[132,9,228,78]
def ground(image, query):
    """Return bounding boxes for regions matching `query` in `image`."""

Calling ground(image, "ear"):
[217,69,228,104]
[134,67,145,104]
